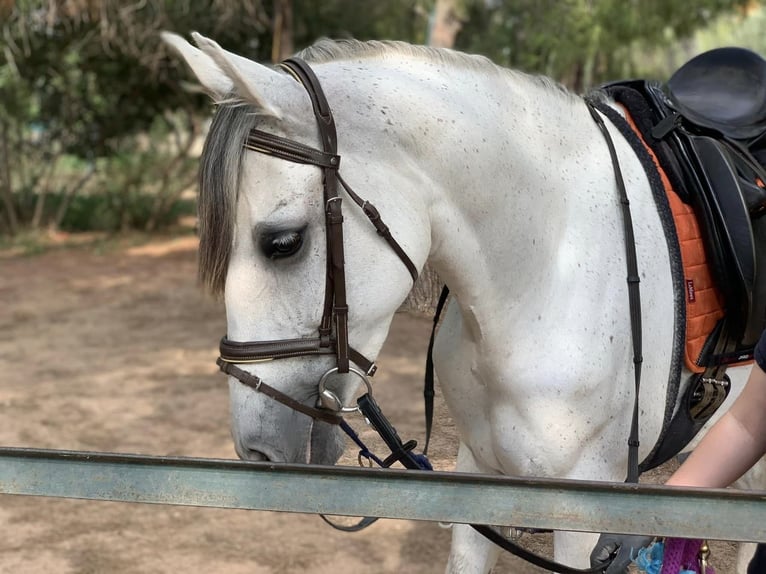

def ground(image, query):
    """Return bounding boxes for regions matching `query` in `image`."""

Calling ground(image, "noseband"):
[217,58,418,423]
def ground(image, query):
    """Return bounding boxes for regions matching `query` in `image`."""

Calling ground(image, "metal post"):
[1,447,765,542]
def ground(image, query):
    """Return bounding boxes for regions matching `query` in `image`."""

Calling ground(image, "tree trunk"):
[31,155,59,229]
[53,163,95,230]
[428,0,464,49]
[0,121,19,235]
[271,0,294,62]
[145,112,197,232]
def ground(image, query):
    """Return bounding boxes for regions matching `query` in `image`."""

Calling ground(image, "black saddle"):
[603,48,766,472]
[606,47,766,353]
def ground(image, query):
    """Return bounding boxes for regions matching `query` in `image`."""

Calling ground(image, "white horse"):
[163,32,762,573]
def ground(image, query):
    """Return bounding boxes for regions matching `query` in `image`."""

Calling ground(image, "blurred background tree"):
[0,0,762,241]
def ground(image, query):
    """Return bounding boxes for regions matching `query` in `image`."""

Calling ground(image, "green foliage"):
[0,1,272,236]
[0,0,761,239]
[456,0,754,90]
[57,192,195,232]
[292,0,432,45]
[630,5,766,80]
[0,1,275,158]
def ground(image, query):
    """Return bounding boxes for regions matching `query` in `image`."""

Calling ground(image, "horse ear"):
[162,32,285,118]
[189,32,284,118]
[161,32,233,100]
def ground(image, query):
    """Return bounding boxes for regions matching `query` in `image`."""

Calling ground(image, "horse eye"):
[261,230,304,259]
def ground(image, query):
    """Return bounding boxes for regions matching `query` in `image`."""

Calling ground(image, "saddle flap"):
[684,135,756,343]
[667,47,766,140]
[690,135,756,293]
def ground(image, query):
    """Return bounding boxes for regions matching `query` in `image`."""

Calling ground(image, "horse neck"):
[334,60,613,334]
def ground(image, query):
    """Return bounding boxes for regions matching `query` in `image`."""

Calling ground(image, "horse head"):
[163,33,428,464]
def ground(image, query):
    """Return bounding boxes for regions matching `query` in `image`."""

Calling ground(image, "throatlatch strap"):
[337,173,419,283]
[586,99,644,484]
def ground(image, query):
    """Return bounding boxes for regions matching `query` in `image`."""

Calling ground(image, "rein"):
[586,99,644,484]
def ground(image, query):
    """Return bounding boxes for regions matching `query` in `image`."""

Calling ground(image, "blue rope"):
[339,420,433,470]
[340,420,388,467]
[411,452,433,470]
[635,542,664,574]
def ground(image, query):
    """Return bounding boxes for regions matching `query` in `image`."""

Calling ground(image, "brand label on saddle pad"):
[686,279,696,302]
[621,108,724,373]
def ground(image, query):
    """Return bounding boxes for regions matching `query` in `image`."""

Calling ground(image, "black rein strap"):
[586,99,644,484]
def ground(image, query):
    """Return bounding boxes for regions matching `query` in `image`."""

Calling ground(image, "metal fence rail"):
[1,447,765,542]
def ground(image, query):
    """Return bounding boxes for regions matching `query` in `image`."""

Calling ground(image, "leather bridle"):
[216,57,418,422]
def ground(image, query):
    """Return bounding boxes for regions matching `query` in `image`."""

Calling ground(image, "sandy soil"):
[0,235,740,573]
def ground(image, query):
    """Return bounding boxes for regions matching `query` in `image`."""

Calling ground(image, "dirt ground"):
[0,234,741,573]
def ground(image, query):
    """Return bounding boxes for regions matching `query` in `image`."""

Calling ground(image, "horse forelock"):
[198,100,258,295]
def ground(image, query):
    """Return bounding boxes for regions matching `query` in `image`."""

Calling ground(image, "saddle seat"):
[667,47,766,141]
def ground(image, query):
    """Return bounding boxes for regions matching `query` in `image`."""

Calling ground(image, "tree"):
[1,0,758,238]
[457,0,754,91]
[428,0,469,48]
[0,0,274,234]
[272,0,294,62]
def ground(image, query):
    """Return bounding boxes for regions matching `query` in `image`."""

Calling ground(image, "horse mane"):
[297,38,575,99]
[198,39,577,295]
[297,38,494,69]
